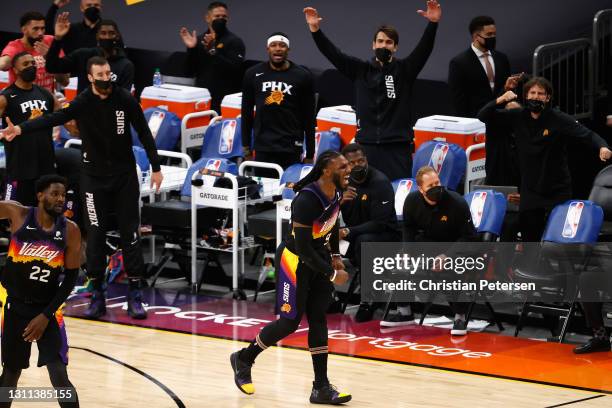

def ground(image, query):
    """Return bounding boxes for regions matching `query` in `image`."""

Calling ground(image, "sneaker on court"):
[573,337,611,354]
[310,382,352,405]
[451,319,468,336]
[380,313,416,327]
[230,351,254,395]
[127,289,147,319]
[84,290,106,319]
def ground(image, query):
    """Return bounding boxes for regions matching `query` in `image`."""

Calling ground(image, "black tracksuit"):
[478,101,608,241]
[19,85,160,288]
[402,189,477,314]
[311,23,438,180]
[45,5,99,54]
[241,61,316,165]
[0,83,56,206]
[46,41,134,94]
[341,167,399,266]
[186,29,245,113]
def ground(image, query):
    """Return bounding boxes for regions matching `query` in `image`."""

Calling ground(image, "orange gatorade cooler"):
[141,84,212,127]
[414,115,487,186]
[64,77,78,101]
[0,70,9,90]
[221,92,242,118]
[316,105,357,146]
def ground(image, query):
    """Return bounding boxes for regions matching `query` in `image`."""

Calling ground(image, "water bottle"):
[153,68,163,87]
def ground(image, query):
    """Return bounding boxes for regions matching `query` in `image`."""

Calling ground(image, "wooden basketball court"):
[10,314,610,408]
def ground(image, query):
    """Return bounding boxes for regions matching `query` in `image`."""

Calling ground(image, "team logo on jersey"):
[543,129,549,136]
[469,191,487,228]
[29,108,43,120]
[116,110,125,134]
[262,81,293,105]
[562,201,584,239]
[8,240,64,268]
[219,120,237,154]
[428,143,450,173]
[280,303,292,313]
[20,99,48,115]
[385,75,396,99]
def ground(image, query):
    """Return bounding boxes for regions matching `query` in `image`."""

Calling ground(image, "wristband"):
[330,270,338,282]
[332,253,342,258]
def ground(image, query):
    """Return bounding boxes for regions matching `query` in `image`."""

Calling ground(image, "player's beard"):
[332,172,344,191]
[43,200,63,219]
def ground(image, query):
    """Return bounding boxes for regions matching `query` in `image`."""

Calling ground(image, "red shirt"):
[1,35,64,93]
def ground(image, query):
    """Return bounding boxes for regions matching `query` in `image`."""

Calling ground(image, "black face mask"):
[479,35,496,51]
[211,18,227,35]
[350,165,368,184]
[98,38,117,51]
[525,99,545,113]
[84,6,101,23]
[20,66,37,83]
[374,47,392,63]
[425,185,445,202]
[94,79,112,90]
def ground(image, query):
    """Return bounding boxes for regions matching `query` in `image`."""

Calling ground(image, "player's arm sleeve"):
[311,29,362,81]
[557,111,608,150]
[19,98,80,133]
[292,193,336,278]
[402,22,438,82]
[45,4,59,35]
[329,221,340,254]
[302,72,316,159]
[240,71,255,149]
[44,39,76,74]
[126,92,161,172]
[477,99,516,129]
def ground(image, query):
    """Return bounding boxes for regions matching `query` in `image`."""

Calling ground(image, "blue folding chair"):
[392,178,418,222]
[200,118,243,161]
[280,163,313,201]
[463,189,508,331]
[132,108,181,151]
[412,141,467,191]
[303,131,341,160]
[180,157,239,198]
[514,200,604,342]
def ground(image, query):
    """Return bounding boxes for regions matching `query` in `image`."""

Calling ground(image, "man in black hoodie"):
[180,1,245,113]
[339,143,399,322]
[0,57,162,322]
[303,1,441,181]
[45,14,133,94]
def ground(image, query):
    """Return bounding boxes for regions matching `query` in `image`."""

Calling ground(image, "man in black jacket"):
[448,15,521,186]
[46,15,133,94]
[45,0,102,54]
[478,77,612,241]
[399,166,477,335]
[303,1,441,181]
[339,144,399,322]
[241,33,315,170]
[180,1,245,113]
[0,57,163,321]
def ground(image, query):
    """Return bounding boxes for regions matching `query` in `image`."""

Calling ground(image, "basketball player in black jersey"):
[231,150,353,405]
[0,175,81,407]
[0,52,62,206]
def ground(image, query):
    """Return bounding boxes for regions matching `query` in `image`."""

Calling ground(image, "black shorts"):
[1,300,68,370]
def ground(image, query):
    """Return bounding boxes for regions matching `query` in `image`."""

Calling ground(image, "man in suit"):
[448,16,521,186]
